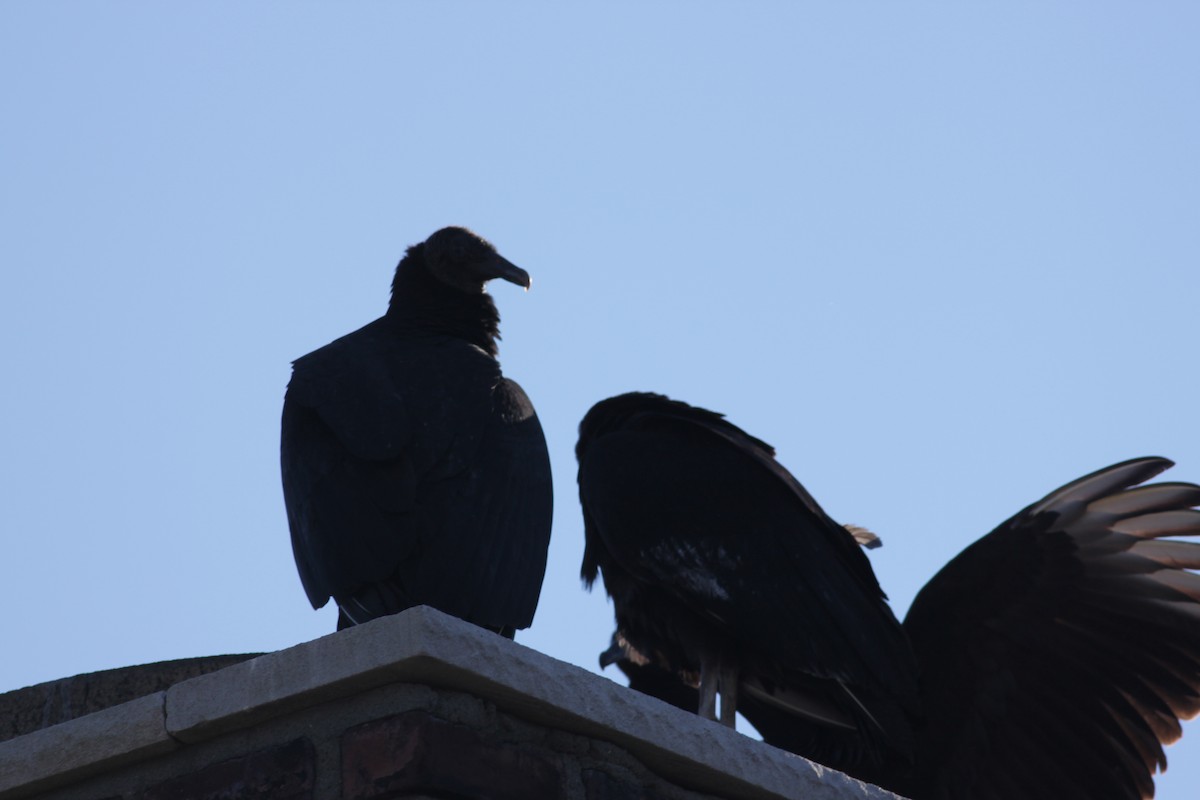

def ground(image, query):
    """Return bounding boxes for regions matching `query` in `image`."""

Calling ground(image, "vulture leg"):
[718,666,739,727]
[698,659,719,720]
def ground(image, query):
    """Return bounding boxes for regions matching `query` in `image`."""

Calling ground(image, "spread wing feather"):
[904,457,1200,800]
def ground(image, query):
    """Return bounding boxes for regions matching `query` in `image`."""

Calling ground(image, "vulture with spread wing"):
[582,392,1200,799]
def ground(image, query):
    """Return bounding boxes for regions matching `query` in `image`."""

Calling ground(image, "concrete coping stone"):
[0,692,176,797]
[0,606,904,800]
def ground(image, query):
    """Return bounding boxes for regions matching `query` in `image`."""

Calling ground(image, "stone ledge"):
[0,692,176,797]
[0,655,260,744]
[0,606,903,800]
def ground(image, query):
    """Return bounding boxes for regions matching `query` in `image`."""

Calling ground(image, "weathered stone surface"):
[342,710,563,799]
[140,738,315,800]
[162,606,901,798]
[164,613,437,743]
[0,655,261,743]
[5,607,904,800]
[0,691,175,798]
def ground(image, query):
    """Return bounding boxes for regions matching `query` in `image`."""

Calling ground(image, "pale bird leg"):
[698,659,718,720]
[719,665,739,727]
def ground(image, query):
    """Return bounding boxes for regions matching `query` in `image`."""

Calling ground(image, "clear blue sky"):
[2,3,1198,796]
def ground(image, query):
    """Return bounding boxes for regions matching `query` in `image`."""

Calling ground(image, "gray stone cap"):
[0,605,904,800]
[0,654,261,744]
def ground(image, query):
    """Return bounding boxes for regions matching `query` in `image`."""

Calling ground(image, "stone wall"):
[0,607,903,800]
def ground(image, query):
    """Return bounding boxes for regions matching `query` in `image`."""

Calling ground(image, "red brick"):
[342,710,563,800]
[140,738,313,800]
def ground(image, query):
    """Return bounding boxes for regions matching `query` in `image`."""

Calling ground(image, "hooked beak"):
[482,254,532,291]
[599,640,625,669]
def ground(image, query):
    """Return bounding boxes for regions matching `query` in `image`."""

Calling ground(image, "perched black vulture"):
[585,398,1200,800]
[281,227,552,637]
[578,392,921,768]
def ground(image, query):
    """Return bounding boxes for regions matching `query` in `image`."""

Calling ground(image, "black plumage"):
[578,392,921,767]
[281,227,552,636]
[893,456,1200,800]
[585,396,1200,800]
[597,631,847,762]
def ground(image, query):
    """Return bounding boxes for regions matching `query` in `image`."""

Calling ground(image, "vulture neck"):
[386,246,502,358]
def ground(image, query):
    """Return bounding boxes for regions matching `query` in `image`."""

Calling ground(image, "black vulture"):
[577,391,921,768]
[583,393,1200,800]
[281,227,552,637]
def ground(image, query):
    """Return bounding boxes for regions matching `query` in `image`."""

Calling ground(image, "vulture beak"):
[599,640,625,669]
[483,254,532,291]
